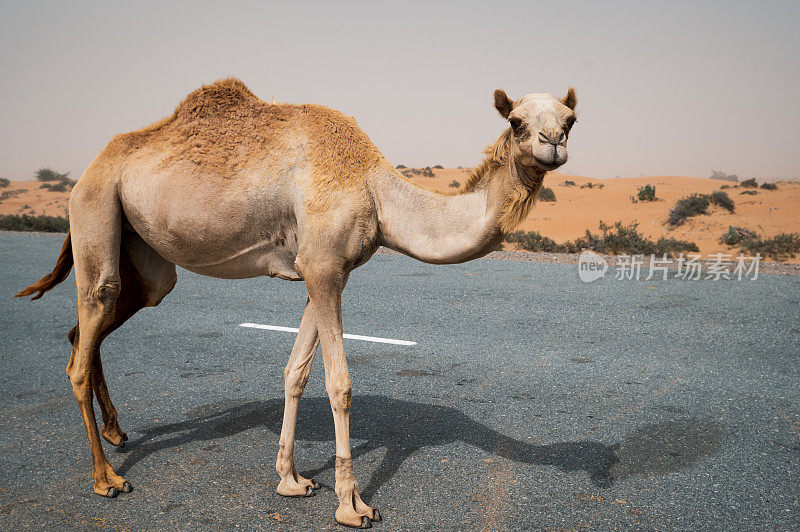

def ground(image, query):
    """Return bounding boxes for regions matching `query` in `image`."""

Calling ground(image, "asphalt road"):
[1,232,798,531]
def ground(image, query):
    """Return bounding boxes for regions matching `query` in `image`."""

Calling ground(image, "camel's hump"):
[119,78,384,182]
[132,78,263,135]
[175,78,260,117]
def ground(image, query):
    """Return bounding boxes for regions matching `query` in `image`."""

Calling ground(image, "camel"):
[16,78,577,528]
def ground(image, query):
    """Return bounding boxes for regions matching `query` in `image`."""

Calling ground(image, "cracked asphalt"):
[1,232,798,530]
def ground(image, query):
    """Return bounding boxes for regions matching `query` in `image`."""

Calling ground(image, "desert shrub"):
[719,226,758,246]
[0,178,9,188]
[710,170,738,182]
[740,190,758,196]
[0,214,69,232]
[35,167,70,182]
[505,221,698,256]
[720,184,731,189]
[538,186,556,202]
[395,164,407,169]
[719,225,800,261]
[636,184,657,202]
[0,189,21,201]
[665,192,732,226]
[401,168,430,178]
[667,194,710,226]
[563,180,576,187]
[580,182,604,189]
[433,164,444,169]
[739,233,800,261]
[448,180,460,188]
[708,191,735,212]
[505,230,564,253]
[574,221,698,256]
[740,178,758,188]
[35,167,75,189]
[760,182,778,190]
[651,237,701,255]
[40,181,68,192]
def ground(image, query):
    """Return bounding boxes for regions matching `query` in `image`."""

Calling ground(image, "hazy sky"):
[1,1,799,180]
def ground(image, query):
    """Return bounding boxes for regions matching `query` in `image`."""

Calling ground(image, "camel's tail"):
[15,231,73,300]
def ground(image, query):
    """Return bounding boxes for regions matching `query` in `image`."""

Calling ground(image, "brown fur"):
[497,179,541,233]
[110,79,383,192]
[456,128,541,233]
[15,232,73,300]
[301,104,384,191]
[461,128,514,193]
[147,79,293,176]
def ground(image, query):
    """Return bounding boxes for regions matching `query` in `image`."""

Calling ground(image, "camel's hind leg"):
[67,179,127,497]
[69,323,131,448]
[68,231,177,449]
[67,179,175,497]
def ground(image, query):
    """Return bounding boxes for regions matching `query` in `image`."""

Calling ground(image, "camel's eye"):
[509,117,522,131]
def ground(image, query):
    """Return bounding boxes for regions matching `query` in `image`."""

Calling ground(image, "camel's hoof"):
[311,479,321,490]
[121,481,134,494]
[306,486,316,497]
[371,509,382,523]
[360,516,372,529]
[106,487,119,498]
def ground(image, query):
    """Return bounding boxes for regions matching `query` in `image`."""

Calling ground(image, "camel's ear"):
[561,87,577,110]
[494,89,514,119]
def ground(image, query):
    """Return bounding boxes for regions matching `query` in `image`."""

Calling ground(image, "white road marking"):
[239,323,417,346]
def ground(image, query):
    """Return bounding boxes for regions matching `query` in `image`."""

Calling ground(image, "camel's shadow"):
[117,395,723,500]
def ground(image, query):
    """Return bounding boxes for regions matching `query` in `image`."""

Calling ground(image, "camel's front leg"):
[304,268,380,529]
[276,299,321,497]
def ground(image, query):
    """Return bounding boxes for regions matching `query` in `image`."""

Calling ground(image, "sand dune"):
[0,180,70,217]
[2,171,799,259]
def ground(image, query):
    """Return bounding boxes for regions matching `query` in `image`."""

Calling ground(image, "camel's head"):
[494,88,577,172]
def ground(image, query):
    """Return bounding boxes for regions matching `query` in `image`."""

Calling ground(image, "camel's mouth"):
[533,154,562,171]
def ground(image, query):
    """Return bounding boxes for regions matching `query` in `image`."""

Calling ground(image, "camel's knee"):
[82,275,121,313]
[326,372,352,414]
[96,278,121,309]
[284,366,311,398]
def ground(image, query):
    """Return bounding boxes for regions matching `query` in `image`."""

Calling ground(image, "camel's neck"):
[370,133,544,264]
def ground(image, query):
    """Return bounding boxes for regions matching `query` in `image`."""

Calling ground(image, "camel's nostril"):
[539,131,564,145]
